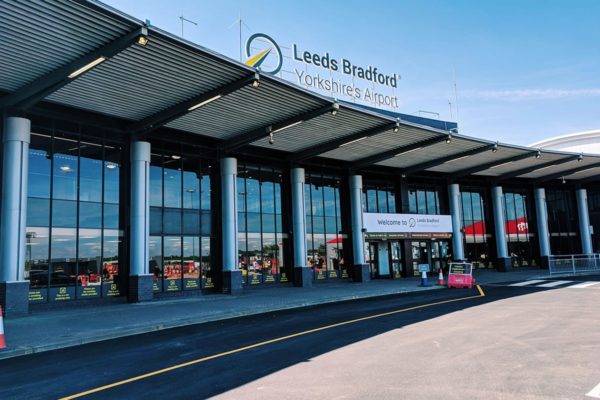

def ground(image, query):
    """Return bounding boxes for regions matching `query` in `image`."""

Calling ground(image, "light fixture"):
[171,155,181,160]
[106,163,117,169]
[60,165,72,172]
[68,56,107,79]
[492,142,498,153]
[393,119,400,133]
[340,136,368,147]
[443,155,470,164]
[446,134,452,144]
[561,176,566,184]
[331,102,340,116]
[578,154,583,162]
[136,35,149,46]
[395,147,422,157]
[535,149,541,159]
[272,120,302,134]
[268,132,274,145]
[188,94,222,111]
[251,79,260,88]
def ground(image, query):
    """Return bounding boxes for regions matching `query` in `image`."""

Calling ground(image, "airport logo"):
[245,33,283,75]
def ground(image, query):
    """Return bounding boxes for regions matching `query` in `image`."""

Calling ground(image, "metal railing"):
[548,254,600,276]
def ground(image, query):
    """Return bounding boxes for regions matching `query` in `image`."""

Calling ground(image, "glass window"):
[26,134,122,302]
[238,163,287,284]
[306,172,345,280]
[28,147,51,199]
[148,149,212,293]
[79,156,102,203]
[183,171,200,209]
[150,165,163,207]
[164,167,182,208]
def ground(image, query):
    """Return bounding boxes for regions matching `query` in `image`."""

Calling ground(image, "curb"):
[0,285,444,360]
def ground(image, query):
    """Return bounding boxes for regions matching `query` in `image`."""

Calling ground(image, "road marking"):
[536,280,573,287]
[569,281,600,289]
[60,286,486,399]
[509,279,546,287]
[586,382,600,398]
[477,284,485,296]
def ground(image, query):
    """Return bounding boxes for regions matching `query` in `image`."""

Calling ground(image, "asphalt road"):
[1,276,599,400]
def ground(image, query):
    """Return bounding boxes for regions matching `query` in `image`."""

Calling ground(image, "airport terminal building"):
[1,0,600,315]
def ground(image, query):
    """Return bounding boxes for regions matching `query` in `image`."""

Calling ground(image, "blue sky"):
[104,0,600,145]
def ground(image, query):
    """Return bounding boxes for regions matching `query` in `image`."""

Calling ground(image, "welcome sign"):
[363,213,453,237]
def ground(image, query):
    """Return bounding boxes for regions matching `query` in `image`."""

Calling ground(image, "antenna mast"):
[179,15,198,38]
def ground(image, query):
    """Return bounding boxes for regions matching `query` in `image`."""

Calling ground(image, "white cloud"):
[462,88,600,101]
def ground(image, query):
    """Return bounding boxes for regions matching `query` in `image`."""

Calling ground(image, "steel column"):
[576,188,593,255]
[534,188,551,265]
[130,141,150,276]
[448,183,465,261]
[0,117,30,281]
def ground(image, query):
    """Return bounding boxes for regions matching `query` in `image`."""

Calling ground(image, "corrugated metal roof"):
[165,79,328,140]
[250,107,386,153]
[564,167,600,180]
[377,137,484,169]
[318,125,441,162]
[0,0,133,91]
[475,151,566,176]
[47,36,250,120]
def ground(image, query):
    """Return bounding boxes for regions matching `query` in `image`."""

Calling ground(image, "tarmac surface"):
[0,268,539,360]
[1,272,599,399]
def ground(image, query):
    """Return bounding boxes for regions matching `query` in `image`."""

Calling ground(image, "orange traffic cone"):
[437,268,445,286]
[0,305,5,349]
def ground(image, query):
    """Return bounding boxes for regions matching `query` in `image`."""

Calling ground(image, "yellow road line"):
[60,290,485,400]
[477,284,485,297]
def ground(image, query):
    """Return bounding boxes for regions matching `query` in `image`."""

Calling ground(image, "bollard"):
[419,270,429,287]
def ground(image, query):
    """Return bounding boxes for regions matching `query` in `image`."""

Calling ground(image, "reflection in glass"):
[149,236,163,291]
[26,227,50,288]
[183,236,200,290]
[50,228,77,287]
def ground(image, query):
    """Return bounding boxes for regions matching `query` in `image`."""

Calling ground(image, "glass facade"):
[305,172,346,280]
[237,164,287,285]
[408,187,441,215]
[546,189,580,255]
[149,151,213,292]
[25,132,123,303]
[362,183,396,213]
[460,190,492,268]
[503,191,536,266]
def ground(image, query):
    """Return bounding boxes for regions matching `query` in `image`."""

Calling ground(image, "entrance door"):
[367,242,378,279]
[411,241,430,276]
[377,242,390,277]
[389,241,403,278]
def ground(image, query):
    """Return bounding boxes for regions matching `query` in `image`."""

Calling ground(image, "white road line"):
[536,280,573,288]
[509,280,547,287]
[569,281,600,289]
[586,381,600,398]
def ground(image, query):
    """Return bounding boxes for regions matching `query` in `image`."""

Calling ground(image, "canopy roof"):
[1,0,597,184]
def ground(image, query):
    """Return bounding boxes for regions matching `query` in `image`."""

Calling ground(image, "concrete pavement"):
[0,267,547,360]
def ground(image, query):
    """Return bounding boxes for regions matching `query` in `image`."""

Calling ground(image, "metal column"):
[291,167,311,287]
[576,188,593,255]
[448,183,465,261]
[534,188,551,267]
[129,141,153,302]
[220,157,242,293]
[350,175,368,282]
[0,117,31,315]
[491,185,511,270]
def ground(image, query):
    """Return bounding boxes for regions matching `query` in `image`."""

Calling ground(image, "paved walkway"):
[0,268,547,360]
